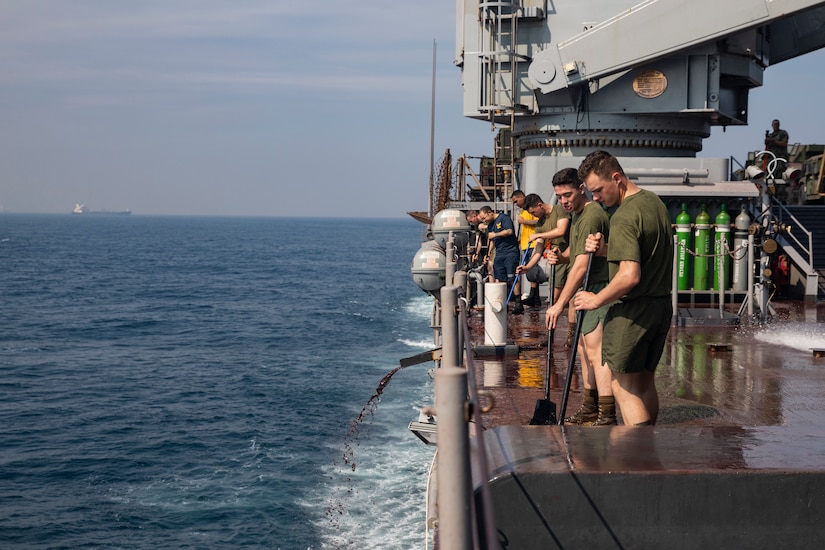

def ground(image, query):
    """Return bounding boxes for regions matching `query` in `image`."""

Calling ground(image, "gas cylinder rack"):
[668,200,756,325]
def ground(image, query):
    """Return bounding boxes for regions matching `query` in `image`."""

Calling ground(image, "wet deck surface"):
[467,299,825,460]
[462,300,825,547]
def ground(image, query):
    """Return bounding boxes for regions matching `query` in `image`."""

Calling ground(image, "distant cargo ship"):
[72,203,131,216]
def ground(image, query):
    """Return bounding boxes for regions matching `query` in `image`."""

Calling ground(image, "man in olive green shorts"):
[544,167,614,425]
[573,151,673,426]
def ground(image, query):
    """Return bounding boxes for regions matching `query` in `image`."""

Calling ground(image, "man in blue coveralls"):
[480,205,522,313]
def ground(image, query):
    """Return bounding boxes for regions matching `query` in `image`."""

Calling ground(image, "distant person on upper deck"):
[765,119,789,159]
[764,119,789,178]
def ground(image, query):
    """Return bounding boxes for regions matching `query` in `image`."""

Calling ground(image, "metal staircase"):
[773,204,825,298]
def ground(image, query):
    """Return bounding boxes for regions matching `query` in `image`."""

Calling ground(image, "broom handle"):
[557,252,594,425]
[543,260,556,400]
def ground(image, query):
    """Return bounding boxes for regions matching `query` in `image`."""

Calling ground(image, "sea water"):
[0,214,436,549]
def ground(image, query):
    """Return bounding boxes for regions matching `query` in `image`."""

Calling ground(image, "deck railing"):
[771,196,815,272]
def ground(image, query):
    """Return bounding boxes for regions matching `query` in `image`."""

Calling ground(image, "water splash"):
[753,322,825,352]
[403,295,434,319]
[343,366,404,471]
[325,363,410,536]
[398,338,433,349]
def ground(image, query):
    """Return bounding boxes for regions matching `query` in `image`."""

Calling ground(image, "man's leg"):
[503,251,524,314]
[611,370,657,425]
[564,335,598,425]
[523,264,544,306]
[565,304,576,347]
[579,333,597,390]
[583,322,616,425]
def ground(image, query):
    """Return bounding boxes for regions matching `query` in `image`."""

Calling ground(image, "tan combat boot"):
[564,396,598,425]
[589,397,618,426]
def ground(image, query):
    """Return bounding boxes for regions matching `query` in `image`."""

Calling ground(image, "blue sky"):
[1,1,824,217]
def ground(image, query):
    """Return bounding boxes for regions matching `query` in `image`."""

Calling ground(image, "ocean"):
[0,214,437,549]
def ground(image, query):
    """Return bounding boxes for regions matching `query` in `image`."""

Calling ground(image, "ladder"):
[478,2,535,208]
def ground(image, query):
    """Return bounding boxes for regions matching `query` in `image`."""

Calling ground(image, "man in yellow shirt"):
[511,190,539,313]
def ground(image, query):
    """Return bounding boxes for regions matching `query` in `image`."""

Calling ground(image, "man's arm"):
[488,227,513,240]
[530,217,570,243]
[554,252,588,307]
[574,260,640,311]
[516,240,546,273]
[545,250,587,329]
[584,232,608,257]
[545,246,570,265]
[470,233,482,260]
[489,214,516,240]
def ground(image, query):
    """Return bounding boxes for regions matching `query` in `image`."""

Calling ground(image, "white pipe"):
[484,282,507,345]
[718,245,725,319]
[625,168,710,178]
[672,234,678,326]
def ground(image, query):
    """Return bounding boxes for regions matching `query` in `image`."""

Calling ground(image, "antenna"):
[428,39,437,218]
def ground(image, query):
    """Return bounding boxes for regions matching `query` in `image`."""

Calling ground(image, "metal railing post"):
[441,286,461,373]
[436,285,473,550]
[446,233,456,287]
[748,234,755,319]
[453,273,467,356]
[434,367,472,550]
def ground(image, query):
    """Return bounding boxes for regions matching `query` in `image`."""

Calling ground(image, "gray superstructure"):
[456,0,825,196]
[412,4,825,547]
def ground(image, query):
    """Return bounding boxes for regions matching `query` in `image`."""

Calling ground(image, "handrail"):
[771,196,815,272]
[458,288,498,550]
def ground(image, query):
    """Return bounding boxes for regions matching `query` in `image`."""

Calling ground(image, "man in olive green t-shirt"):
[573,150,673,426]
[515,194,570,308]
[544,167,614,425]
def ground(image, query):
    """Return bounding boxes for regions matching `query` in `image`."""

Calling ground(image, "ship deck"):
[464,299,825,548]
[468,299,825,429]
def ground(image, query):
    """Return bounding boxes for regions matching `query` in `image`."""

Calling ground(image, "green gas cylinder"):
[713,203,731,290]
[675,203,692,290]
[693,204,711,290]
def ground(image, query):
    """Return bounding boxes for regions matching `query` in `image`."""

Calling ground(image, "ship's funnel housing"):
[430,209,471,250]
[411,241,447,297]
